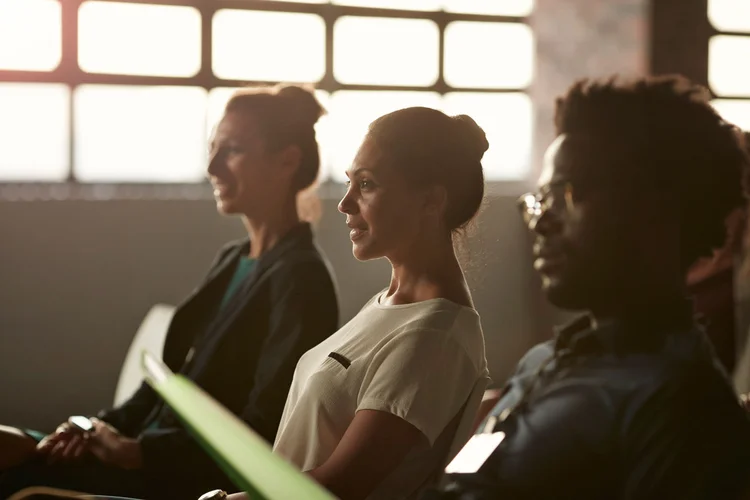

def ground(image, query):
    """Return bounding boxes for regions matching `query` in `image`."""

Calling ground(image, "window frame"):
[0,0,531,195]
[651,0,750,122]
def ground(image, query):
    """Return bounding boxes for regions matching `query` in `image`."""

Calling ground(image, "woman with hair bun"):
[0,84,339,500]
[224,106,491,500]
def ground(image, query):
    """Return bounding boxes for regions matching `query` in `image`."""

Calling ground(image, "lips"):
[346,220,368,242]
[212,183,232,198]
[533,242,566,273]
[534,255,567,273]
[349,229,367,241]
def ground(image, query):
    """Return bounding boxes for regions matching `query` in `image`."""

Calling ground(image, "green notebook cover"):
[141,351,336,500]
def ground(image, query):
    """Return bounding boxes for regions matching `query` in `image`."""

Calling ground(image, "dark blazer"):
[98,222,339,497]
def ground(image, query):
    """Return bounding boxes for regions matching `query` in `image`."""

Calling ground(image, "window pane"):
[207,88,333,181]
[332,0,441,9]
[78,2,201,77]
[709,36,750,97]
[326,91,442,182]
[713,99,750,131]
[442,0,534,16]
[709,0,750,33]
[334,17,439,86]
[213,10,325,82]
[207,88,239,141]
[444,22,533,89]
[0,0,61,71]
[0,84,69,181]
[442,93,532,180]
[74,85,207,182]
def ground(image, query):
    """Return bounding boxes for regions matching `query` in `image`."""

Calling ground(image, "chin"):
[351,242,381,262]
[352,247,374,262]
[214,198,241,215]
[542,278,590,312]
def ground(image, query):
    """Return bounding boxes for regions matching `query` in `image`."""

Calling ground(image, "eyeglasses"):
[517,181,574,228]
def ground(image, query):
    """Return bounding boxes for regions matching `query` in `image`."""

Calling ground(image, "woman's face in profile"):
[207,111,294,217]
[338,137,428,262]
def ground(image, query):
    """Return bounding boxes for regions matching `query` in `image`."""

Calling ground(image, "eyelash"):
[346,179,373,190]
[210,145,243,156]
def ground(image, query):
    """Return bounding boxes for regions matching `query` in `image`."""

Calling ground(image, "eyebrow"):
[346,168,375,178]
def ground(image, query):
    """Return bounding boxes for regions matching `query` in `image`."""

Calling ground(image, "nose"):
[207,148,223,178]
[532,207,559,236]
[338,186,358,215]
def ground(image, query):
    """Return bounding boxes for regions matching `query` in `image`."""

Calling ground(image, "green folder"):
[141,351,336,500]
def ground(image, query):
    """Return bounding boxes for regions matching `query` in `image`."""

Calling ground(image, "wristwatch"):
[198,489,228,500]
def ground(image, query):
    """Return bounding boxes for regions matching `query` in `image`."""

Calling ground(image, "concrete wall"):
[0,196,539,430]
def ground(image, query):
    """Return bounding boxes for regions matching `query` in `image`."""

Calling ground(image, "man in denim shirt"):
[425,76,750,500]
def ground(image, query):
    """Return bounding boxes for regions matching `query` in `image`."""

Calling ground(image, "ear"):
[423,184,447,220]
[276,144,303,179]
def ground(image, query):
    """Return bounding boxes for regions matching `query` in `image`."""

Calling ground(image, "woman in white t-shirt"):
[229,106,491,500]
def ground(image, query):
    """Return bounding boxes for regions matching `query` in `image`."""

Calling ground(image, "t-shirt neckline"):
[374,289,476,313]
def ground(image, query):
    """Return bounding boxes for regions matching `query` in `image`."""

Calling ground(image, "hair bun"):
[276,85,325,126]
[452,114,489,162]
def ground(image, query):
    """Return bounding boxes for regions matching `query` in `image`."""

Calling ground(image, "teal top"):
[220,257,257,310]
[146,256,258,431]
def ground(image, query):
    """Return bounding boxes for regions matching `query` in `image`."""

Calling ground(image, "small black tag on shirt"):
[328,352,351,369]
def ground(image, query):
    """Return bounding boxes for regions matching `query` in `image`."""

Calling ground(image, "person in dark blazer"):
[0,84,339,499]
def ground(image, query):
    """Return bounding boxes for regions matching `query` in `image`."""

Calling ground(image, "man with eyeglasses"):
[422,76,750,500]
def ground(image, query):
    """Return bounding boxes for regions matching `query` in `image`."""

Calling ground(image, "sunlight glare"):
[332,0,441,10]
[442,92,533,180]
[74,86,208,182]
[709,36,750,97]
[326,91,442,182]
[712,100,750,131]
[334,17,439,86]
[78,1,201,77]
[444,22,534,89]
[0,0,61,71]
[213,10,326,82]
[0,84,69,181]
[442,0,534,16]
[708,0,750,33]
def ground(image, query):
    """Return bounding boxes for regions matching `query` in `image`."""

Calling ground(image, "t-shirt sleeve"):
[356,328,480,446]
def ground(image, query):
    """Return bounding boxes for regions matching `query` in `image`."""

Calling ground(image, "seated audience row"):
[2,75,750,500]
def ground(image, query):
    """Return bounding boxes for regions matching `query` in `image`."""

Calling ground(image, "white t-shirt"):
[273,290,489,499]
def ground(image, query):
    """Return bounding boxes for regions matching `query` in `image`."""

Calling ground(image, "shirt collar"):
[239,222,314,268]
[553,299,696,356]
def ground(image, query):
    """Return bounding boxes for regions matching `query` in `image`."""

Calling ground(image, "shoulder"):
[269,243,334,282]
[398,299,481,335]
[619,332,748,437]
[626,329,735,397]
[267,248,338,310]
[389,307,486,373]
[514,341,555,376]
[213,238,248,263]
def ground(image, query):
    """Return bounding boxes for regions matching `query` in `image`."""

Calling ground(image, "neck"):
[383,232,470,307]
[242,201,300,259]
[590,287,690,328]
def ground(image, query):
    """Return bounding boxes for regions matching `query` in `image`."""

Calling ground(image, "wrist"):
[119,438,143,470]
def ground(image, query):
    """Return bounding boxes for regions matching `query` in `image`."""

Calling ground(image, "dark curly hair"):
[554,75,750,271]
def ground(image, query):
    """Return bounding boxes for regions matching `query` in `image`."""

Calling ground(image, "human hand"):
[87,418,143,470]
[36,421,88,464]
[197,489,228,500]
[740,393,750,412]
[226,493,248,500]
